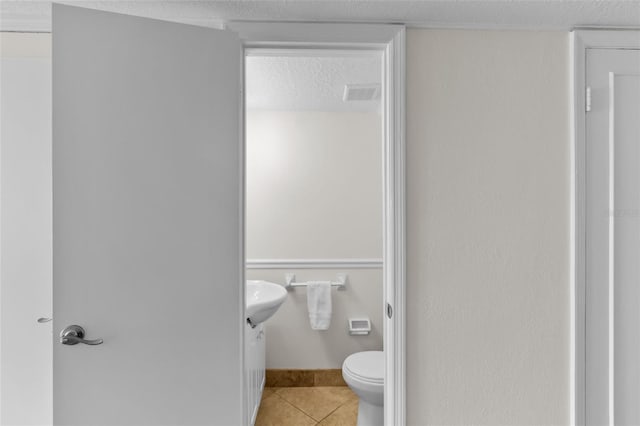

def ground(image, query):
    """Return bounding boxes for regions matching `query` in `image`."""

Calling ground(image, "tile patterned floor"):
[255,386,358,426]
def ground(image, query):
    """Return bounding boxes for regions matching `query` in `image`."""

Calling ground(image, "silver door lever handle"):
[37,317,52,323]
[60,325,103,345]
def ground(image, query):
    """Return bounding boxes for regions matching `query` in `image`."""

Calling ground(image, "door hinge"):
[586,86,592,112]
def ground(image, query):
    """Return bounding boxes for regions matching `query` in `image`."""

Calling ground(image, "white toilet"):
[342,351,384,426]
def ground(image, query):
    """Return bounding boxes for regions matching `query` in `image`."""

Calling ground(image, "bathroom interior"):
[244,50,385,425]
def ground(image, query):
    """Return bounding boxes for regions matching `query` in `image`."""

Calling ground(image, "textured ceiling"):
[246,54,382,112]
[1,0,640,32]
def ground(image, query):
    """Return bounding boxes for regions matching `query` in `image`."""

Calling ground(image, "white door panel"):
[586,48,640,426]
[53,5,242,425]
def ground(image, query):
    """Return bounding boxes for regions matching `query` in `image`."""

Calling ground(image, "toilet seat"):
[343,351,384,385]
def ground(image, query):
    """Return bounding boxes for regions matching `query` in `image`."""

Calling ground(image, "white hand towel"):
[307,281,332,330]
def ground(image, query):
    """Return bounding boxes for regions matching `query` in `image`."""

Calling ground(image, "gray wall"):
[406,29,570,425]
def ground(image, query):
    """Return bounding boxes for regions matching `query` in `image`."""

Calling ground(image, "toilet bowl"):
[342,351,384,426]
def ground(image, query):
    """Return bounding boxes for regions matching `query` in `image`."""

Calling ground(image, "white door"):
[586,47,640,426]
[53,5,243,425]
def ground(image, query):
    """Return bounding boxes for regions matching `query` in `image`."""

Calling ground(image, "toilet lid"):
[343,351,384,384]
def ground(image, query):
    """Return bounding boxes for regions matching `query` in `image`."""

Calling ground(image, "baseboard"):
[265,369,346,387]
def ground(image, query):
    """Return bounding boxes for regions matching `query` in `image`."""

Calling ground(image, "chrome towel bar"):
[284,273,347,290]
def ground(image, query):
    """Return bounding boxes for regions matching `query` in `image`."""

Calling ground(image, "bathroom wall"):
[246,268,383,369]
[406,29,570,425]
[0,32,52,426]
[245,110,384,369]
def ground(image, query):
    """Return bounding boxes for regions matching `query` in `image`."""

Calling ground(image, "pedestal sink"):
[246,280,287,327]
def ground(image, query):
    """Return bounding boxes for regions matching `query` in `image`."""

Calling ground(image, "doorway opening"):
[244,49,385,425]
[233,22,406,425]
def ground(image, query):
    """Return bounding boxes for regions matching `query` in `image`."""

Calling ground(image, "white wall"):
[406,29,570,425]
[0,28,573,425]
[246,110,382,260]
[246,110,384,369]
[246,268,383,369]
[0,33,52,426]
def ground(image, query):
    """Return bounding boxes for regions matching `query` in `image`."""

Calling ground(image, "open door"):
[52,5,243,425]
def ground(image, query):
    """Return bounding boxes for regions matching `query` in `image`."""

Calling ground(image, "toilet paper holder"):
[348,317,371,336]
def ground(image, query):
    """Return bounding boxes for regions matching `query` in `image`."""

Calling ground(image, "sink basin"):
[246,280,287,327]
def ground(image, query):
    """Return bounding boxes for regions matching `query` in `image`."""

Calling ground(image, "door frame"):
[228,22,406,425]
[571,29,640,426]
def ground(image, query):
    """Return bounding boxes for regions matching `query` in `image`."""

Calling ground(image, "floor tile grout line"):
[276,388,355,423]
[261,390,280,404]
[276,392,325,422]
[315,397,355,423]
[259,386,357,425]
[272,393,318,424]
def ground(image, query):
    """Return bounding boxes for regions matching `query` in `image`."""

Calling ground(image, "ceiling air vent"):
[343,83,381,102]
